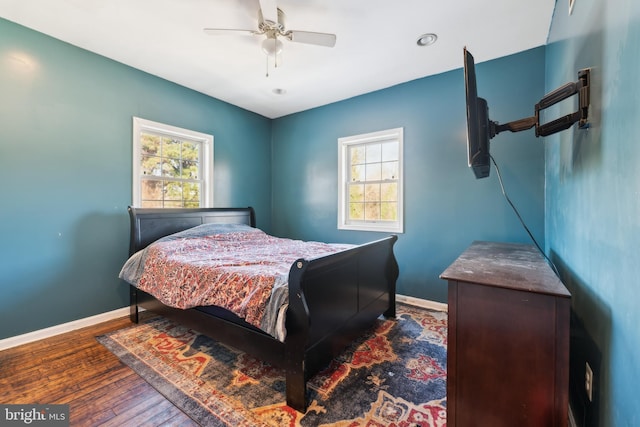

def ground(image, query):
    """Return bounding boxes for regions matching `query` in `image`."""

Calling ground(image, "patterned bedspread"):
[119,223,353,341]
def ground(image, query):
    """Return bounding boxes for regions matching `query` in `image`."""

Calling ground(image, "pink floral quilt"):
[119,224,353,339]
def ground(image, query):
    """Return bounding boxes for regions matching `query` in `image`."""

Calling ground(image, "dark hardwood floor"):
[0,314,198,426]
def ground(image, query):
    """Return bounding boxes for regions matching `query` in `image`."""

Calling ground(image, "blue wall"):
[546,0,640,425]
[271,47,547,302]
[0,18,272,340]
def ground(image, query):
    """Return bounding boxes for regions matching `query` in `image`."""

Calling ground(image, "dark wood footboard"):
[285,235,398,411]
[125,207,398,412]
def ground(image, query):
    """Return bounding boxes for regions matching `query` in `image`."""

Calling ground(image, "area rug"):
[97,304,447,426]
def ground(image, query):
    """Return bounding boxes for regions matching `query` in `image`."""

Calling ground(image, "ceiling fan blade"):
[258,0,278,24]
[288,31,336,47]
[203,28,258,36]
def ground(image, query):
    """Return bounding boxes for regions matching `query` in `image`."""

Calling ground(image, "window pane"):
[365,163,382,181]
[162,159,180,178]
[164,181,183,201]
[366,144,381,163]
[349,184,364,202]
[141,133,160,155]
[349,203,364,220]
[141,155,162,176]
[164,200,183,208]
[351,164,365,182]
[181,160,199,179]
[163,137,181,159]
[365,183,380,202]
[350,146,365,165]
[183,182,200,203]
[141,179,163,202]
[381,141,399,161]
[381,202,397,221]
[365,202,380,220]
[381,161,398,180]
[182,141,199,161]
[381,183,397,201]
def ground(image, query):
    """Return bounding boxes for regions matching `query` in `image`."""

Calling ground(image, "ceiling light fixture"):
[205,6,335,79]
[262,35,284,77]
[417,33,438,46]
[261,37,284,57]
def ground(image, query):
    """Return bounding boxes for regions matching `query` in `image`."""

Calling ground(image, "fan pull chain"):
[264,38,282,77]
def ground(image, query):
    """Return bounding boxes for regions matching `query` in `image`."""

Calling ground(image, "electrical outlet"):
[585,362,593,402]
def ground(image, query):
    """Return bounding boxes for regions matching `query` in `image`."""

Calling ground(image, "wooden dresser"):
[440,241,570,427]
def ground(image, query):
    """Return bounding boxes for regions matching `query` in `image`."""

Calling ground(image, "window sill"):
[338,223,403,234]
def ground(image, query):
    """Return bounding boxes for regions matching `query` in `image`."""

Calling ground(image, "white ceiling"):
[0,0,555,119]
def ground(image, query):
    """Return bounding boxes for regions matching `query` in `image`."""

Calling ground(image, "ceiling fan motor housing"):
[258,8,286,34]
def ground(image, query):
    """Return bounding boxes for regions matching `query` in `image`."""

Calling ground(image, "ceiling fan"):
[203,0,336,75]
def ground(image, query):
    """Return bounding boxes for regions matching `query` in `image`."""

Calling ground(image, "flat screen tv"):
[464,47,492,179]
[463,47,590,180]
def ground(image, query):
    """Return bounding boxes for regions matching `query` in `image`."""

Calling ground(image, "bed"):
[122,206,399,412]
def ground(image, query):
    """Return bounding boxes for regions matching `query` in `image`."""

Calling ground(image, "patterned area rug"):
[97,304,447,426]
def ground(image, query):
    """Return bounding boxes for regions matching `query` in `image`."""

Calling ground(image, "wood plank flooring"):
[0,314,198,426]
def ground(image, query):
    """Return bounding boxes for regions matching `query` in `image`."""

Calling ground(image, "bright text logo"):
[1,405,69,426]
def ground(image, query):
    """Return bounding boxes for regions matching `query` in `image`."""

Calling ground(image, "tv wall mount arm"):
[490,68,590,138]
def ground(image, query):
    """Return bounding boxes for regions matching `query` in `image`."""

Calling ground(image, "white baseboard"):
[397,294,448,312]
[0,307,130,351]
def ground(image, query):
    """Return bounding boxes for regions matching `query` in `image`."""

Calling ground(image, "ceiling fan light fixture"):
[417,33,438,46]
[261,37,283,57]
[204,3,336,77]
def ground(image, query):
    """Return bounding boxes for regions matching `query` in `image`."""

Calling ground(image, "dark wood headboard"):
[127,206,256,255]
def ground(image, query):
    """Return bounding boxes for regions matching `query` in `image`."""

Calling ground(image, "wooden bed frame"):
[126,206,399,412]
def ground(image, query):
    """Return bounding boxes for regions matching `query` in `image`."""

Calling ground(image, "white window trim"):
[132,117,214,208]
[338,127,404,233]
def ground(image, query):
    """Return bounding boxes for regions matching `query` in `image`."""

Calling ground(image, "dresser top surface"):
[440,241,570,297]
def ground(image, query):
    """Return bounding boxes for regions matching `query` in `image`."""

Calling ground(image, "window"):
[338,128,403,233]
[132,117,213,208]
